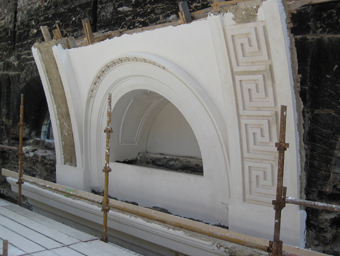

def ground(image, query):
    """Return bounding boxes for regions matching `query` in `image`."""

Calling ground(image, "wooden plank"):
[0,207,80,245]
[0,225,44,253]
[178,11,185,24]
[0,238,26,256]
[4,204,97,242]
[56,24,62,38]
[178,2,192,23]
[190,7,212,18]
[211,0,252,9]
[1,239,8,256]
[82,18,94,45]
[52,29,62,40]
[0,214,62,249]
[40,26,52,42]
[51,246,86,256]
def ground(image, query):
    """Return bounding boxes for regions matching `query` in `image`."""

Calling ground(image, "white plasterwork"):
[32,1,305,248]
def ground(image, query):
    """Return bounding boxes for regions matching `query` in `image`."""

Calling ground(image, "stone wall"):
[291,2,340,254]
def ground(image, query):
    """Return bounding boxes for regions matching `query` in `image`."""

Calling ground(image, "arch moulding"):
[84,54,231,225]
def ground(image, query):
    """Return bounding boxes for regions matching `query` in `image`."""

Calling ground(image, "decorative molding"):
[88,57,166,98]
[225,22,278,204]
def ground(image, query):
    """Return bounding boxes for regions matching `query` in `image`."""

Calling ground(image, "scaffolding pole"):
[270,105,289,256]
[101,93,113,243]
[17,94,25,206]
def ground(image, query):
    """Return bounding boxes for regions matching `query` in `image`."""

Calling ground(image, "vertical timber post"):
[17,94,25,206]
[270,105,289,256]
[178,2,192,24]
[2,240,8,256]
[101,93,113,243]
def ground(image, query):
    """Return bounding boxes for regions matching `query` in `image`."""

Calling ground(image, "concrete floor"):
[0,198,140,256]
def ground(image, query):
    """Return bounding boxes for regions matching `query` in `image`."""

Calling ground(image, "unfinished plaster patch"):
[33,40,77,167]
[223,12,236,26]
[228,0,262,24]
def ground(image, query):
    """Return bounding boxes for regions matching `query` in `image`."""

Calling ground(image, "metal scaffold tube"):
[0,145,17,150]
[101,93,113,243]
[17,94,25,206]
[285,197,340,212]
[270,105,289,256]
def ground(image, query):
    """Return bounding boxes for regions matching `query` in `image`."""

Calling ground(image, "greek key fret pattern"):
[225,22,278,204]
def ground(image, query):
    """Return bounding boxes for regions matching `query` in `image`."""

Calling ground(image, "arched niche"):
[85,54,230,225]
[111,89,203,175]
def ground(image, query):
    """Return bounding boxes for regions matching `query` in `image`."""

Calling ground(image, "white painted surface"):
[111,90,201,161]
[32,0,305,247]
[147,102,201,158]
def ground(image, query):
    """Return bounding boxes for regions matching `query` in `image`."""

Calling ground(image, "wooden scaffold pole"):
[17,94,25,206]
[101,93,113,242]
[1,240,8,256]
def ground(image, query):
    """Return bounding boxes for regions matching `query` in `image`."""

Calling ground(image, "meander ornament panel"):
[225,21,278,204]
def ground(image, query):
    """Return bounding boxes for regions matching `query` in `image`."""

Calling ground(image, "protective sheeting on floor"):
[0,198,140,256]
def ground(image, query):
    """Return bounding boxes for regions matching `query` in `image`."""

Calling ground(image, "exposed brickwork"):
[292,2,340,254]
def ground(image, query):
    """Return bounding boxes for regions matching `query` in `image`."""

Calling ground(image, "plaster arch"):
[85,54,231,224]
[110,89,203,164]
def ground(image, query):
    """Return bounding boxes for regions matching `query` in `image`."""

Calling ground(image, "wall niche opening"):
[111,90,203,175]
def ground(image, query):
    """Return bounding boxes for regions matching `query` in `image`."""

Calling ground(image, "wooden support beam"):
[211,0,252,9]
[178,2,192,24]
[52,24,63,40]
[40,26,51,42]
[82,18,94,45]
[2,240,8,256]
